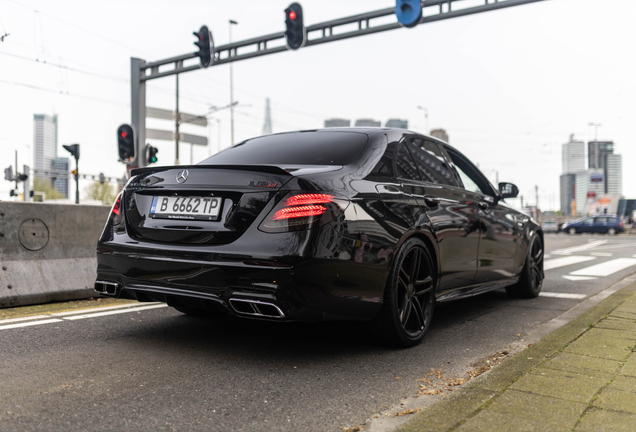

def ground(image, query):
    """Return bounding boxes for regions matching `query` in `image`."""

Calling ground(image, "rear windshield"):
[200,131,368,166]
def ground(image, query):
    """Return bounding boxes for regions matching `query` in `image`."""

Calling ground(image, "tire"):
[568,227,576,235]
[506,235,544,299]
[607,227,617,235]
[373,238,436,347]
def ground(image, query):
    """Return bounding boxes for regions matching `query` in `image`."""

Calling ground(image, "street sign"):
[146,129,208,146]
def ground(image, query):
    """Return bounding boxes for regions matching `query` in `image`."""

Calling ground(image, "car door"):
[443,145,521,285]
[593,217,608,233]
[404,137,481,292]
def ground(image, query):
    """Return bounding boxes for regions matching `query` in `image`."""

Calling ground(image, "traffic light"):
[4,166,13,181]
[284,3,306,50]
[146,144,159,165]
[99,172,106,184]
[63,143,80,160]
[193,25,213,68]
[117,124,135,164]
[395,0,422,28]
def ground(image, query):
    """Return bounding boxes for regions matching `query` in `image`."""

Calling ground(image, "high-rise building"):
[430,129,449,143]
[605,154,622,195]
[559,173,576,216]
[324,118,350,128]
[561,138,585,174]
[385,119,408,129]
[354,119,381,127]
[53,157,69,197]
[33,114,58,176]
[588,140,614,170]
[33,114,69,198]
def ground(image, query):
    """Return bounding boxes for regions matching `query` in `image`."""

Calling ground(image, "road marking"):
[551,240,608,255]
[633,254,636,258]
[544,256,596,271]
[540,292,587,299]
[562,275,598,281]
[544,254,551,259]
[569,258,636,277]
[51,302,161,316]
[0,318,63,331]
[0,315,51,325]
[64,304,168,320]
[590,252,613,257]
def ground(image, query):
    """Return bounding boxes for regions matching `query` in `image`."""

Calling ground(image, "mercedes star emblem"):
[176,169,189,183]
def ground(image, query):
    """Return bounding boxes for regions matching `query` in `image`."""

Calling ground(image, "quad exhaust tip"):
[94,280,119,296]
[229,298,285,319]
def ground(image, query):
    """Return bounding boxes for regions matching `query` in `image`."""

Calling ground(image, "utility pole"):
[229,19,238,146]
[417,106,428,134]
[535,185,539,209]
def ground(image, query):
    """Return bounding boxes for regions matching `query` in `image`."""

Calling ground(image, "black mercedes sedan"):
[95,128,544,347]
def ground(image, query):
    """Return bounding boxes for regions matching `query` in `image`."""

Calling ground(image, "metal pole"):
[131,58,147,168]
[14,150,18,195]
[23,164,30,202]
[175,73,180,165]
[229,20,238,146]
[74,158,79,204]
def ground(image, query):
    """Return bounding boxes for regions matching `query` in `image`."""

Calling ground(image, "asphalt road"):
[2,233,636,432]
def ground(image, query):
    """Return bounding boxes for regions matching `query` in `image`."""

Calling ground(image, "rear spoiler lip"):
[130,164,293,177]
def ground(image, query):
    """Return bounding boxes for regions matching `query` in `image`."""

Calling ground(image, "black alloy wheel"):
[374,238,435,347]
[506,235,544,299]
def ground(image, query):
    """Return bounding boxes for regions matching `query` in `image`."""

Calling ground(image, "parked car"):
[95,128,544,347]
[541,219,559,233]
[562,216,624,235]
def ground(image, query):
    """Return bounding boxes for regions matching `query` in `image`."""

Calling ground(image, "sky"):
[1,0,635,210]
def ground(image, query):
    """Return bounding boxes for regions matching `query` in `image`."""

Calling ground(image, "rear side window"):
[395,143,421,181]
[406,138,458,186]
[200,132,368,166]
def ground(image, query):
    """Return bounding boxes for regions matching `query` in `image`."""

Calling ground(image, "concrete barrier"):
[0,201,110,308]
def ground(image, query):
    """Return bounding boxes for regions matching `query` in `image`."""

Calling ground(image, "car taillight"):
[619,221,623,228]
[110,192,123,225]
[259,191,349,233]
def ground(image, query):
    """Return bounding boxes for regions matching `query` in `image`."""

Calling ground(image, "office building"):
[354,119,381,127]
[385,119,408,129]
[53,157,69,198]
[430,129,449,143]
[559,173,576,216]
[33,114,58,177]
[588,140,614,170]
[324,118,350,128]
[605,154,622,195]
[562,138,585,174]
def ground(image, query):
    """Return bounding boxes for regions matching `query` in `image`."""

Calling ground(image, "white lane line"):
[544,256,596,271]
[64,304,168,320]
[562,275,598,281]
[544,254,551,259]
[51,302,161,316]
[0,318,63,330]
[540,292,587,299]
[551,240,608,255]
[0,315,51,325]
[570,258,636,277]
[590,252,613,257]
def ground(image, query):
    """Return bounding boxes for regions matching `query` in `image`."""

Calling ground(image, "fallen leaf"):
[394,408,422,417]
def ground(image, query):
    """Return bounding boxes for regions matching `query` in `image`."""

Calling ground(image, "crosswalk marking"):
[551,240,608,255]
[540,292,587,299]
[569,258,636,277]
[590,252,613,257]
[562,275,597,281]
[544,256,596,271]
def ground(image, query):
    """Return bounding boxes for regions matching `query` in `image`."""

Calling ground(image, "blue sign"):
[395,0,422,28]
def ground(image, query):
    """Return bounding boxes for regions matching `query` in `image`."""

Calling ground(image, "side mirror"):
[498,182,519,199]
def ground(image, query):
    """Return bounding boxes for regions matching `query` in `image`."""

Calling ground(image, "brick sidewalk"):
[398,281,636,431]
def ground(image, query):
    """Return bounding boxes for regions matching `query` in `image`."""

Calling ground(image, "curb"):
[396,278,636,432]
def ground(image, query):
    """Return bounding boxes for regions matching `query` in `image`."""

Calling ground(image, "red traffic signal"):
[193,25,214,68]
[284,3,306,50]
[117,124,135,164]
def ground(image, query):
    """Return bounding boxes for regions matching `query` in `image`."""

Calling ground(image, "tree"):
[32,176,64,200]
[84,181,117,205]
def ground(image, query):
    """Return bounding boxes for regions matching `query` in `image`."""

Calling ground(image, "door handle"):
[424,198,440,208]
[478,202,489,210]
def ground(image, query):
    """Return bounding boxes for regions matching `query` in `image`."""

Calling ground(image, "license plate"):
[149,196,221,221]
